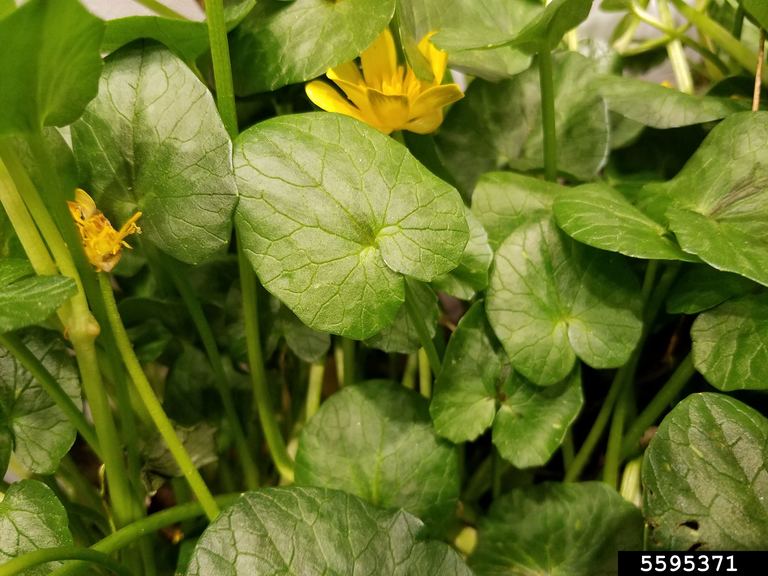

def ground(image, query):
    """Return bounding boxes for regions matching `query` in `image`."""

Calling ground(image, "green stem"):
[538,48,557,181]
[341,337,356,386]
[159,252,259,490]
[0,548,131,576]
[134,0,185,19]
[658,0,694,93]
[621,353,695,458]
[97,273,220,521]
[622,11,728,73]
[564,367,625,483]
[0,158,57,275]
[51,494,242,576]
[306,360,325,420]
[418,348,431,398]
[671,0,761,76]
[204,0,238,137]
[619,456,643,508]
[600,259,659,487]
[403,280,441,375]
[603,382,632,489]
[0,333,100,456]
[401,352,418,389]
[0,140,136,528]
[238,246,294,482]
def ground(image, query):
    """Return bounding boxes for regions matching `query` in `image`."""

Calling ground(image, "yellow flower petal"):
[367,89,411,134]
[403,111,444,135]
[306,80,365,122]
[361,28,399,91]
[327,77,381,123]
[410,83,464,119]
[418,32,448,83]
[328,61,364,86]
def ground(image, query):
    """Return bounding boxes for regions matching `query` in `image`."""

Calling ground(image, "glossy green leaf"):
[643,393,768,550]
[431,303,500,444]
[229,0,395,94]
[691,294,768,391]
[471,172,561,249]
[494,369,582,468]
[660,112,768,287]
[234,112,468,339]
[0,259,76,333]
[487,217,642,385]
[365,281,438,354]
[432,209,492,300]
[186,487,473,576]
[102,17,208,61]
[431,302,582,467]
[0,480,74,575]
[742,0,768,30]
[0,330,81,474]
[72,43,238,265]
[553,182,694,261]
[296,380,459,527]
[470,482,643,575]
[437,52,608,195]
[666,265,759,314]
[402,0,538,81]
[597,75,746,128]
[0,0,103,135]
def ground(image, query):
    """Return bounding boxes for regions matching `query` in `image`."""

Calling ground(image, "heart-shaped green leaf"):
[691,294,768,391]
[0,260,75,333]
[432,208,492,300]
[229,0,395,94]
[296,380,459,527]
[0,480,73,575]
[0,330,82,475]
[643,393,768,549]
[402,0,538,81]
[471,172,561,249]
[660,112,768,287]
[553,182,695,261]
[597,75,746,128]
[487,216,642,385]
[431,302,582,468]
[365,281,438,354]
[470,482,643,575]
[234,112,468,339]
[186,487,473,575]
[437,52,608,195]
[72,43,238,265]
[0,0,103,135]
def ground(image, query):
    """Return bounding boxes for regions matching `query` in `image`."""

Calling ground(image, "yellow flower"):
[306,29,464,135]
[67,188,142,273]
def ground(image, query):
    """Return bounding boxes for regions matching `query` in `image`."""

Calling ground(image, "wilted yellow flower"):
[306,29,464,134]
[68,188,141,273]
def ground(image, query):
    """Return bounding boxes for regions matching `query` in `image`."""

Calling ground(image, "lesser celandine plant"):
[0,0,767,574]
